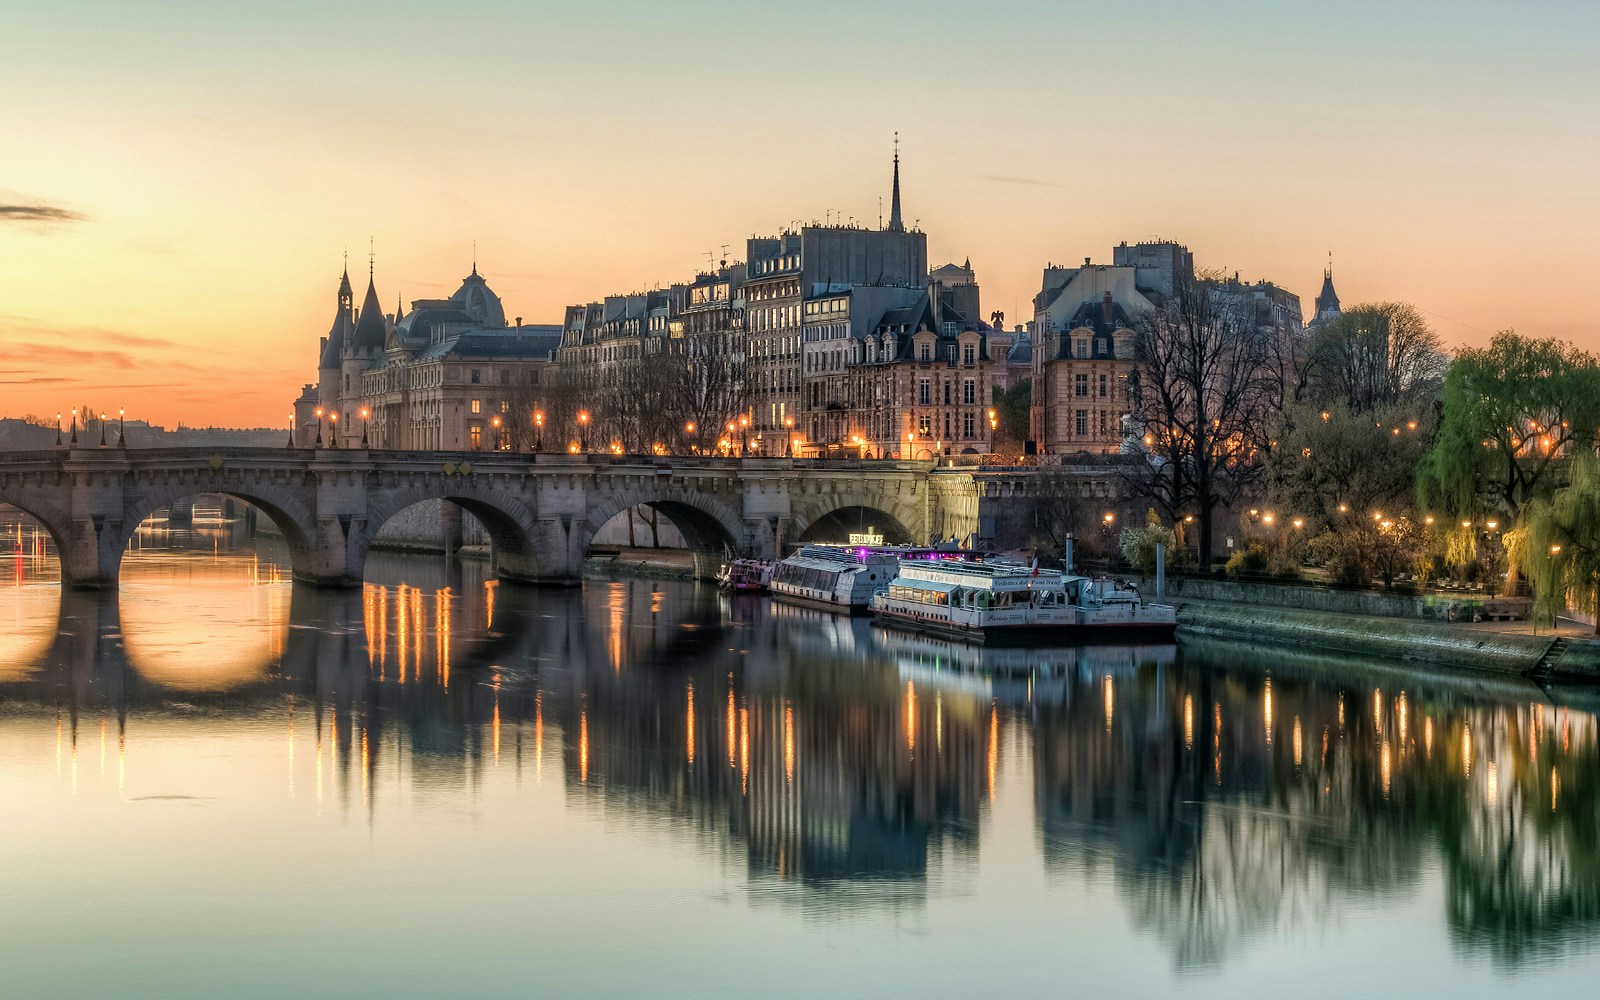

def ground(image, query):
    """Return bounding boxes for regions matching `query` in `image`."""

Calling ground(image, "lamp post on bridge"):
[118,407,126,448]
[98,411,107,448]
[577,410,590,453]
[54,411,62,448]
[314,407,324,447]
[287,412,296,449]
[70,407,78,447]
[534,411,544,453]
[329,413,339,449]
[360,407,370,448]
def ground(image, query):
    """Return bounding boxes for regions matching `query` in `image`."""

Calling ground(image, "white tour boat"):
[871,559,1176,643]
[769,544,984,613]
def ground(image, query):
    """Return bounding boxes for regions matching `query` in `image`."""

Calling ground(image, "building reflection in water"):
[2,513,1600,969]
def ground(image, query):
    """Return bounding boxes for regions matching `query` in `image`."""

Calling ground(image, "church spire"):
[887,133,904,233]
[1314,250,1341,322]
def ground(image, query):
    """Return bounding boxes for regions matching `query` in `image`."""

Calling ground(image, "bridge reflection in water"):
[3,535,1600,977]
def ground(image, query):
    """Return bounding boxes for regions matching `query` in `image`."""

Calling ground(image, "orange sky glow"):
[2,1,1596,428]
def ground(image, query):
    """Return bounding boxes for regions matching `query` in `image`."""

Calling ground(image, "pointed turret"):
[1314,261,1341,322]
[318,265,352,370]
[887,135,904,233]
[349,270,387,351]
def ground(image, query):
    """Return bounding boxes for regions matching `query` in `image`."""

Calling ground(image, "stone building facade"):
[295,263,558,451]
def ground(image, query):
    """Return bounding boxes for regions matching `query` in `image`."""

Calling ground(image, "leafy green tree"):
[1506,452,1600,632]
[1418,332,1600,520]
[1118,508,1177,574]
[1267,400,1434,532]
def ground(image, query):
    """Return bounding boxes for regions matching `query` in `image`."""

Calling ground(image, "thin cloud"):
[980,174,1068,189]
[0,203,85,225]
[0,376,77,385]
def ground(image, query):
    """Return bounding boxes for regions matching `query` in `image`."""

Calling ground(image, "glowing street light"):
[328,412,338,448]
[314,406,325,447]
[118,407,126,448]
[360,406,371,448]
[534,411,545,452]
[577,410,590,452]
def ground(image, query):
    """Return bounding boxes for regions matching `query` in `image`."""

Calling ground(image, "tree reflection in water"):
[1034,636,1600,969]
[2,531,1598,970]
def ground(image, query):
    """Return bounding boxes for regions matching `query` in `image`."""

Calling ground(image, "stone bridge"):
[0,447,995,590]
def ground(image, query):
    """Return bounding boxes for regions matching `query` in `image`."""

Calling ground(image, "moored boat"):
[716,558,772,593]
[768,544,985,613]
[870,559,1176,643]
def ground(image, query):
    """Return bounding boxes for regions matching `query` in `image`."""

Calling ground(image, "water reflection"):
[2,527,1600,985]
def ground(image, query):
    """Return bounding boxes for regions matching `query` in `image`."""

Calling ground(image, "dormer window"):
[920,343,931,362]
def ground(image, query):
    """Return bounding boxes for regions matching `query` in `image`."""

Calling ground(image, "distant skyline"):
[3,0,1597,426]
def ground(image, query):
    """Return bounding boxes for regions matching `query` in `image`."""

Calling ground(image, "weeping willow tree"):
[1506,452,1600,632]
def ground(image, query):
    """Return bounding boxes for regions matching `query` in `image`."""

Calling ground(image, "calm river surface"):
[2,515,1599,998]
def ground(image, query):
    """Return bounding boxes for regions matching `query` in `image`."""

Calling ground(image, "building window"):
[963,412,975,438]
[920,344,931,362]
[344,375,350,392]
[1075,373,1089,398]
[500,370,509,385]
[1098,373,1109,398]
[469,426,482,450]
[963,380,976,405]
[963,344,976,366]
[1099,410,1109,435]
[1074,339,1089,359]
[943,381,952,405]
[919,379,931,405]
[943,414,951,438]
[918,416,931,435]
[500,400,509,414]
[1075,409,1088,436]
[471,399,481,415]
[471,369,481,384]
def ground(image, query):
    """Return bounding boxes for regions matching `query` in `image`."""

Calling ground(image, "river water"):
[2,514,1598,998]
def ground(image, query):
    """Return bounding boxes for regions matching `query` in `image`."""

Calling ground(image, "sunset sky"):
[3,0,1596,428]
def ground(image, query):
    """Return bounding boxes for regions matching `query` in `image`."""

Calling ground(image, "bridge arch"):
[789,502,921,548]
[358,482,545,584]
[578,488,750,580]
[115,482,319,579]
[0,490,71,574]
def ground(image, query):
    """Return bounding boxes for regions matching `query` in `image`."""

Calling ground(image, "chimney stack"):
[1102,291,1114,323]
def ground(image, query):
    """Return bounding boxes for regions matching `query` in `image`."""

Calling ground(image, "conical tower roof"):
[1314,266,1340,319]
[318,265,351,370]
[350,271,387,351]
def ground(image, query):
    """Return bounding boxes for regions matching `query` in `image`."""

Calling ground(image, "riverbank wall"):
[1169,597,1600,684]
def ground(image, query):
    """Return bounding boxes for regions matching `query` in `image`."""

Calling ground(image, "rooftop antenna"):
[720,244,730,268]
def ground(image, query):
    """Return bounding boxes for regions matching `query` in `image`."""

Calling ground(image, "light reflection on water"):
[2,520,1600,998]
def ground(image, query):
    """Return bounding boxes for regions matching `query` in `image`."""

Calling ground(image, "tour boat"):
[870,559,1176,643]
[716,558,773,593]
[768,544,984,612]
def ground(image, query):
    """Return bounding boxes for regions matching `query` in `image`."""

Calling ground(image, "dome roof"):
[449,266,506,328]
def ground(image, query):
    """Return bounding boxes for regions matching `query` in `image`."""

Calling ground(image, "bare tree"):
[1299,303,1447,412]
[1131,274,1292,567]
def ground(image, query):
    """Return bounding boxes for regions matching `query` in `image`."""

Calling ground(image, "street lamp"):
[54,411,62,447]
[329,412,339,448]
[98,411,107,447]
[360,407,370,448]
[577,410,590,452]
[70,407,78,446]
[784,416,795,457]
[118,407,126,448]
[314,407,324,447]
[534,411,545,452]
[287,412,295,449]
[491,414,502,451]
